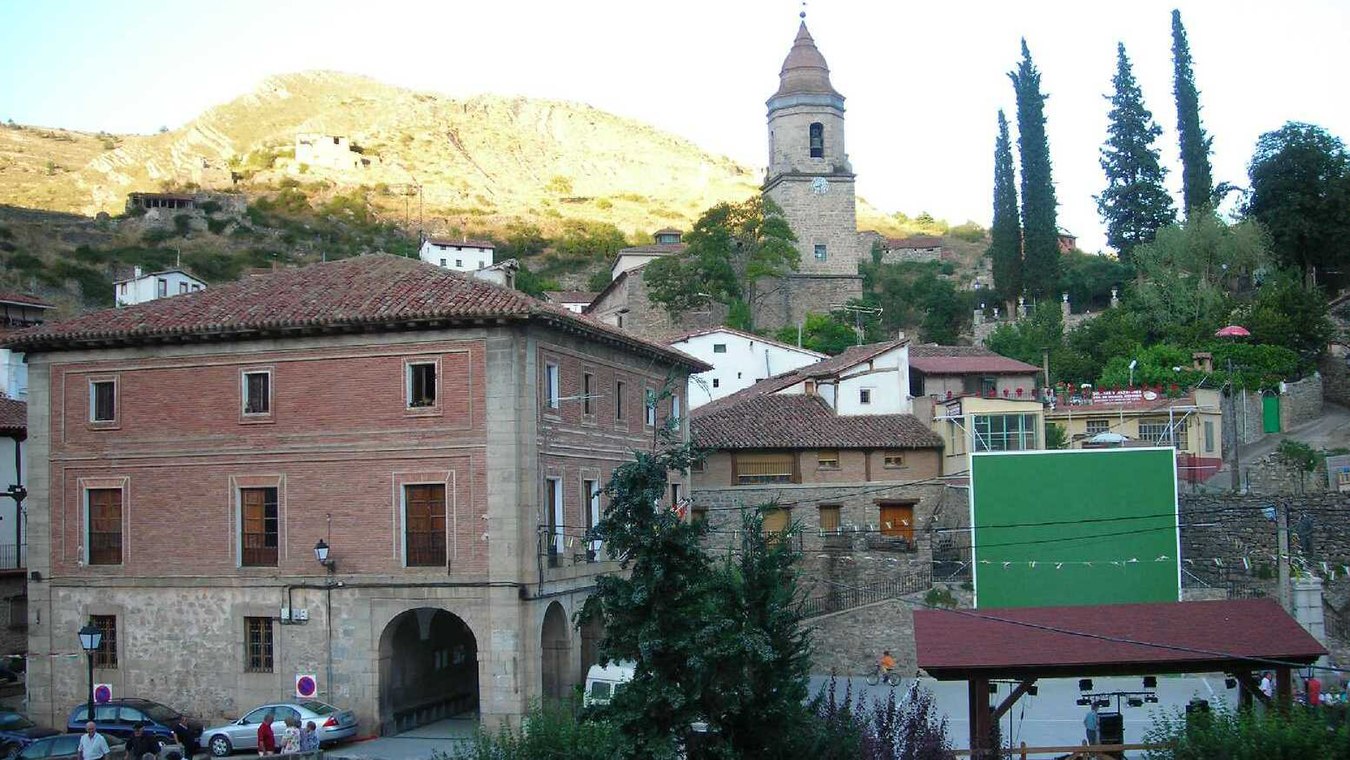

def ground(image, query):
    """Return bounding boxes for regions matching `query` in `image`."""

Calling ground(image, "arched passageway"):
[541,601,570,701]
[377,608,478,735]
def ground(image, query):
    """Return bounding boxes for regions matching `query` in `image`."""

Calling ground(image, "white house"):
[667,327,828,409]
[542,291,598,314]
[609,231,686,282]
[419,238,496,272]
[115,268,205,307]
[0,292,52,401]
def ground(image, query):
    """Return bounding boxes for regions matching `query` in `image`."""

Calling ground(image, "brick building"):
[9,254,706,733]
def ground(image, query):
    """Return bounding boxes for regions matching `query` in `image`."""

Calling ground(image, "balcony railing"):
[0,544,21,570]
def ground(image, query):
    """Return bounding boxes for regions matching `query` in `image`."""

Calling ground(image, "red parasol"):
[1215,325,1251,338]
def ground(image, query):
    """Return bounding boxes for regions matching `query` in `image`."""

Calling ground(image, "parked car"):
[66,699,201,745]
[583,661,635,708]
[14,733,125,760]
[0,711,59,757]
[200,701,357,757]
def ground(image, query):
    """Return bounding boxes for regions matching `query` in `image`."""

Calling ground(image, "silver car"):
[200,701,358,757]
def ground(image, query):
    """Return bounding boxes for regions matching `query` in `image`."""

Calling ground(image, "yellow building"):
[1044,388,1224,483]
[919,394,1046,477]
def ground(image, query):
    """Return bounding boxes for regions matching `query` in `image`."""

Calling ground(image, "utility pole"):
[1277,501,1291,614]
[831,303,883,346]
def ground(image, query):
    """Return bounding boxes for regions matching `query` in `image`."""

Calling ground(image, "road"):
[808,673,1233,753]
[1206,401,1350,488]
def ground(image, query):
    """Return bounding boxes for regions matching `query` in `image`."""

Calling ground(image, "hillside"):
[0,70,903,236]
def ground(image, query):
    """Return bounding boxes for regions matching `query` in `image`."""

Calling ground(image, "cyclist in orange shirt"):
[878,650,896,674]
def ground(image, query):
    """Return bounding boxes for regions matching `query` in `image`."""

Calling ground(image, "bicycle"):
[865,666,901,686]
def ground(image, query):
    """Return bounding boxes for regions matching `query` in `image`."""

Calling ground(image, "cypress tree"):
[1171,9,1213,216]
[1009,39,1059,299]
[989,110,1022,305]
[1097,43,1175,265]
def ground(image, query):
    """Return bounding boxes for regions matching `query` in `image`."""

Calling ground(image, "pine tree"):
[1009,39,1059,299]
[1097,43,1175,265]
[989,110,1022,306]
[1171,9,1213,217]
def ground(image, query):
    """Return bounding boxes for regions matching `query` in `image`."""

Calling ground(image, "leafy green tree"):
[586,267,613,293]
[1231,269,1333,362]
[777,312,858,355]
[988,110,1022,306]
[1171,9,1214,217]
[1009,40,1060,298]
[1143,702,1350,759]
[584,415,814,757]
[514,262,560,298]
[644,196,797,328]
[1058,249,1130,311]
[554,220,629,262]
[1099,343,1202,389]
[862,262,971,344]
[1045,423,1068,450]
[1129,213,1268,346]
[985,302,1064,368]
[1245,121,1350,282]
[1098,43,1175,264]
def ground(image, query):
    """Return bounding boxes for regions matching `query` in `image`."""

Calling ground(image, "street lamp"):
[77,622,102,721]
[313,540,335,573]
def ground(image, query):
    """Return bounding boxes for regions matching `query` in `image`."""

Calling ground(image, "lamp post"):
[77,622,102,721]
[314,539,336,705]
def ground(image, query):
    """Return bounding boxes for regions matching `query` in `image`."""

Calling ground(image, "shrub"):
[1143,703,1350,759]
[141,228,175,245]
[206,218,229,235]
[923,587,958,609]
[172,214,192,236]
[198,200,222,215]
[461,701,630,760]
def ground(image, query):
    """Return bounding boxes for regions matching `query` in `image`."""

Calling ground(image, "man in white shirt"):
[79,721,110,760]
[1260,671,1274,699]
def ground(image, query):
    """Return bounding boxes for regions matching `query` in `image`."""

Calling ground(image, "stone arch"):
[541,601,570,701]
[377,607,478,735]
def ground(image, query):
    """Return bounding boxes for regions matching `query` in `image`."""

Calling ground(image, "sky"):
[2,0,1349,253]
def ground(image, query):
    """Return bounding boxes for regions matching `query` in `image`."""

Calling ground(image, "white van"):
[583,661,636,707]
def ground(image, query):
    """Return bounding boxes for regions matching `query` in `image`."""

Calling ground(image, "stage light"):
[1224,677,1237,689]
[1127,697,1144,708]
[1079,679,1093,692]
[1143,676,1158,689]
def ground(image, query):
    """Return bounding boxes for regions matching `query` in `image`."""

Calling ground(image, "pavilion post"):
[1276,667,1293,709]
[969,677,992,758]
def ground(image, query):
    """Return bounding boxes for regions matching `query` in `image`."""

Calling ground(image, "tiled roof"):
[665,325,828,358]
[885,236,943,249]
[693,339,907,417]
[425,238,495,249]
[542,291,598,304]
[692,394,942,450]
[653,227,682,236]
[915,599,1325,679]
[114,268,203,285]
[0,291,53,308]
[3,254,710,371]
[908,345,1039,375]
[0,398,24,433]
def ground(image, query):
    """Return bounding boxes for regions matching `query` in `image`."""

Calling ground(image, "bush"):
[1143,703,1350,759]
[141,228,175,245]
[198,200,222,215]
[462,700,631,760]
[172,214,192,237]
[206,218,229,235]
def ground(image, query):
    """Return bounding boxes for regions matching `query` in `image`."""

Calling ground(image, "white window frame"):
[859,388,872,405]
[241,369,273,417]
[584,479,601,558]
[406,359,439,409]
[546,477,564,557]
[89,378,117,424]
[156,278,167,298]
[545,363,561,410]
[644,387,657,427]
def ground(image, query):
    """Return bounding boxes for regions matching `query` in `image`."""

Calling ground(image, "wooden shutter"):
[241,488,278,566]
[879,503,914,542]
[88,490,122,565]
[406,484,447,567]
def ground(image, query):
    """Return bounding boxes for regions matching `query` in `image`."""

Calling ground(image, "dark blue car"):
[67,699,201,744]
[0,711,59,757]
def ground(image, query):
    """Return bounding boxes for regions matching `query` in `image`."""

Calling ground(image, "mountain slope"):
[1,70,898,235]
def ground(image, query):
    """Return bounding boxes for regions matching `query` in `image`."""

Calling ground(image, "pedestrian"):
[279,717,300,755]
[1083,704,1100,746]
[298,722,319,754]
[1307,672,1323,706]
[79,722,110,760]
[256,712,277,757]
[172,715,197,759]
[125,722,161,760]
[1260,670,1274,700]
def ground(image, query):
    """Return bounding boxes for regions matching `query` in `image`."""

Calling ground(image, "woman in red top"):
[257,712,277,756]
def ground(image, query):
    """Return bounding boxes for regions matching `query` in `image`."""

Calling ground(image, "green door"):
[1262,394,1281,433]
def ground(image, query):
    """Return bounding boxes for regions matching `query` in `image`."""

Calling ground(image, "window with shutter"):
[405,484,447,567]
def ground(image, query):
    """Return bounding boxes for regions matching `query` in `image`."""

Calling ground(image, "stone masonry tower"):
[757,19,865,329]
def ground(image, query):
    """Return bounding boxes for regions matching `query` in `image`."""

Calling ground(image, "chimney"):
[133,266,143,278]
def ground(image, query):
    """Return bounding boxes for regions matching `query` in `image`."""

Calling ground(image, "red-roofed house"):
[10,254,708,732]
[688,340,946,672]
[907,344,1041,400]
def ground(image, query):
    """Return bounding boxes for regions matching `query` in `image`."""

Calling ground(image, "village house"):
[417,238,496,273]
[541,291,598,314]
[878,236,944,264]
[0,292,53,401]
[907,344,1041,401]
[11,254,707,733]
[114,268,206,307]
[1044,388,1224,483]
[666,326,827,409]
[925,393,1046,478]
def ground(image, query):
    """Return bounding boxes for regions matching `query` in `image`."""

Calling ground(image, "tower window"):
[814,244,827,261]
[809,123,824,159]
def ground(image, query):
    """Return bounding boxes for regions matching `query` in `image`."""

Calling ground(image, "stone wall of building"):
[586,269,726,342]
[1321,353,1350,407]
[0,576,24,656]
[753,274,863,333]
[1281,373,1324,431]
[806,598,917,677]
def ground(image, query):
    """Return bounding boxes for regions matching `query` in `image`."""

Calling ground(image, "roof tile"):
[692,394,941,450]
